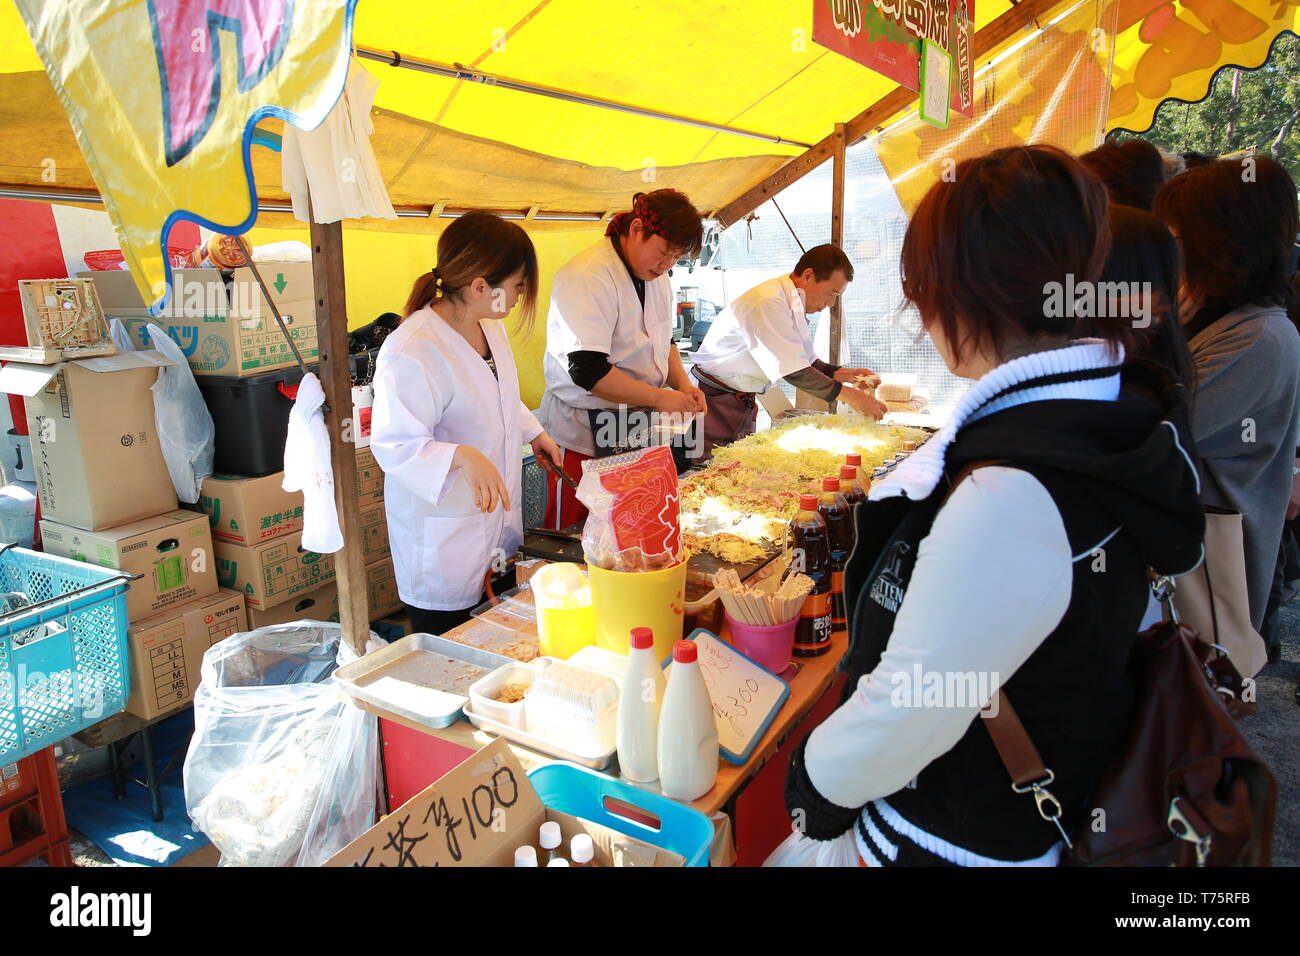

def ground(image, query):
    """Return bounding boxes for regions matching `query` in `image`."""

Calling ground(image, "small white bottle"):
[657,639,719,802]
[514,845,538,867]
[570,833,595,868]
[618,627,667,784]
[539,821,564,865]
[547,858,570,867]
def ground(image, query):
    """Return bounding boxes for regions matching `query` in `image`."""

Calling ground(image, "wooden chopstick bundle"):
[714,566,814,627]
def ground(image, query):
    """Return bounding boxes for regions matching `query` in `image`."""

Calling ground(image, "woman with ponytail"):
[539,188,707,526]
[371,211,564,635]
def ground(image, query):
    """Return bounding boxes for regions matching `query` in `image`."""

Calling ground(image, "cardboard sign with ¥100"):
[326,737,684,867]
[669,629,790,765]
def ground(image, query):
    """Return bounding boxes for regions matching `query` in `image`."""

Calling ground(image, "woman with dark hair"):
[1154,156,1300,664]
[1088,204,1194,389]
[1079,138,1166,210]
[371,211,564,636]
[540,188,707,525]
[777,146,1203,867]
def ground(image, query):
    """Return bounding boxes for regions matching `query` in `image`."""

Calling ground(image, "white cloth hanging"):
[282,372,343,553]
[281,56,396,223]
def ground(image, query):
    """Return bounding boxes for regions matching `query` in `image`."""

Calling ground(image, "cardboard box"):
[327,738,685,867]
[215,529,336,611]
[124,588,248,719]
[41,509,217,623]
[81,264,318,377]
[245,580,340,629]
[243,557,400,628]
[194,472,305,546]
[354,445,384,502]
[0,352,178,530]
[358,499,391,564]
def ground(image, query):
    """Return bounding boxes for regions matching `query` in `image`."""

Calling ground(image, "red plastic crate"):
[0,746,73,867]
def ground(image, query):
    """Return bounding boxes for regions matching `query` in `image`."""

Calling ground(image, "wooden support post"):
[309,218,371,656]
[829,122,847,370]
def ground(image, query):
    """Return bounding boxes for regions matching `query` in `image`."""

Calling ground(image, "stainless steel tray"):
[461,701,618,771]
[334,632,514,730]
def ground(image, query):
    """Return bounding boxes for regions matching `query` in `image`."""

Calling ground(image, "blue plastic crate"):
[0,547,131,763]
[528,761,715,867]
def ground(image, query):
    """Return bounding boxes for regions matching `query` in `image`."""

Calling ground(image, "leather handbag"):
[1171,506,1269,678]
[981,576,1275,866]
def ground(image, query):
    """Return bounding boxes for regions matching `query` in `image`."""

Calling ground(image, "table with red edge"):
[373,619,847,867]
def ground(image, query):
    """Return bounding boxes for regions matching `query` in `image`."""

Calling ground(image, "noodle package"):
[578,445,682,572]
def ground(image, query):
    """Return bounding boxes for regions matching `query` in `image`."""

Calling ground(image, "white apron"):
[539,237,674,456]
[370,309,543,610]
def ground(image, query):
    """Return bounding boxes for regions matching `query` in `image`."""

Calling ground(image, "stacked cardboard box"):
[0,344,244,722]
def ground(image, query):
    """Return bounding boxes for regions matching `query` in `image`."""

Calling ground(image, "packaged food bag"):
[578,445,682,572]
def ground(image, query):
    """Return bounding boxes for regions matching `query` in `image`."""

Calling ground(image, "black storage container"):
[198,354,370,477]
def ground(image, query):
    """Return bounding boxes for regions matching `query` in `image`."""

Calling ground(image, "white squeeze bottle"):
[618,627,666,784]
[657,639,719,802]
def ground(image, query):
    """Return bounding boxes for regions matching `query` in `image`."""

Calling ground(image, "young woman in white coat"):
[539,189,707,527]
[371,212,564,636]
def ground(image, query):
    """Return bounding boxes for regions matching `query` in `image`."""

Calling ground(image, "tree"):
[1114,33,1300,182]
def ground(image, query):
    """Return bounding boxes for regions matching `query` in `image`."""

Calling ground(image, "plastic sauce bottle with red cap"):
[818,477,853,636]
[845,453,871,494]
[657,640,719,802]
[617,626,666,785]
[790,493,833,657]
[840,464,868,507]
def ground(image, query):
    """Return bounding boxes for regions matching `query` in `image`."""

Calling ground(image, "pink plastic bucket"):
[724,613,797,674]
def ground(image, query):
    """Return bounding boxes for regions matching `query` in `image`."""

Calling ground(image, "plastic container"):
[470,584,539,638]
[197,353,369,476]
[656,640,719,802]
[789,493,832,658]
[588,560,687,661]
[525,661,619,756]
[531,563,596,659]
[617,627,666,785]
[725,613,797,675]
[0,547,131,764]
[818,477,853,635]
[527,761,714,867]
[467,661,538,729]
[568,645,631,682]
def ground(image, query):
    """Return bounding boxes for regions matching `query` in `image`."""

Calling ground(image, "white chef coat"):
[370,308,543,611]
[539,238,675,456]
[690,275,819,393]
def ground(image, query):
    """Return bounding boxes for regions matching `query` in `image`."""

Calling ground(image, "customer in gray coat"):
[1154,156,1300,648]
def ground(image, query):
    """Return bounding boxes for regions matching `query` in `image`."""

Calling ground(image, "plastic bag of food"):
[577,445,682,572]
[183,622,385,867]
[762,829,861,867]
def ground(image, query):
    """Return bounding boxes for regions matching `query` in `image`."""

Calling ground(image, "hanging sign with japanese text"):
[813,0,975,119]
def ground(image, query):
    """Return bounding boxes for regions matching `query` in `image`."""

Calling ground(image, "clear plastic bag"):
[146,323,214,504]
[184,622,385,867]
[762,829,862,867]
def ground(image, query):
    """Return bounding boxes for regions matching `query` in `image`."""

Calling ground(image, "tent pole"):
[829,122,846,371]
[354,47,813,149]
[308,207,372,657]
[713,0,1063,229]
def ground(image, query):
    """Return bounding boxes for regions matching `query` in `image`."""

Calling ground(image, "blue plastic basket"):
[528,761,715,867]
[0,547,132,763]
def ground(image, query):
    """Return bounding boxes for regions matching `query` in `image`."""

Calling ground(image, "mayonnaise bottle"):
[617,627,666,784]
[657,639,719,802]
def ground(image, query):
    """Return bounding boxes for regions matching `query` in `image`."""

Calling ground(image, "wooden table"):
[373,618,848,819]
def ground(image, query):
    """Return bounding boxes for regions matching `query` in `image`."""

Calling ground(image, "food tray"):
[469,584,538,637]
[462,700,618,771]
[440,620,540,662]
[333,633,513,730]
[467,661,537,729]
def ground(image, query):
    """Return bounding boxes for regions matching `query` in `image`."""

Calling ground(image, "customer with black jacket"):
[779,146,1205,867]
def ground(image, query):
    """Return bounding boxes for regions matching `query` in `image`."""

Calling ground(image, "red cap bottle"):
[846,453,862,467]
[629,627,654,650]
[673,640,698,664]
[798,493,819,512]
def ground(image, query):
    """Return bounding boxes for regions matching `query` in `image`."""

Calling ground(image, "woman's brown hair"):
[403,210,539,331]
[605,189,704,258]
[900,145,1115,364]
[1153,155,1299,320]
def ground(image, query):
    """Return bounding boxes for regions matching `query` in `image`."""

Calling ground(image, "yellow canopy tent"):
[0,0,1294,648]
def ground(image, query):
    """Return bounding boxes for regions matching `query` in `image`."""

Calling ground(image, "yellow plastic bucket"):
[536,601,597,659]
[587,560,688,661]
